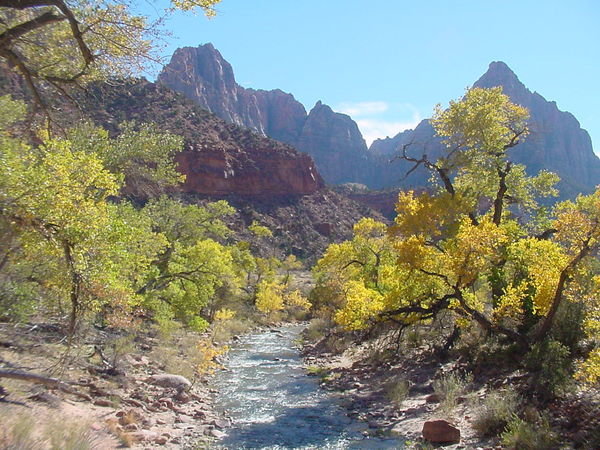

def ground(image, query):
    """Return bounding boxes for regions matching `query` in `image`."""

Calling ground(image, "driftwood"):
[0,369,92,401]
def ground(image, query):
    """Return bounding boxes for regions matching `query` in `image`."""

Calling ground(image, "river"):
[211,323,404,449]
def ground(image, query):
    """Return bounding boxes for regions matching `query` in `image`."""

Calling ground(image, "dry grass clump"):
[384,378,410,407]
[0,410,97,450]
[472,388,520,437]
[432,371,473,412]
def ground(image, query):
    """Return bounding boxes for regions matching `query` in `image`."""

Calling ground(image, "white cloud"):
[357,117,422,147]
[336,101,389,117]
[333,101,423,146]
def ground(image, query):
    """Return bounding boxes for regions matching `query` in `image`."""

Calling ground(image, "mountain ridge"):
[159,44,600,198]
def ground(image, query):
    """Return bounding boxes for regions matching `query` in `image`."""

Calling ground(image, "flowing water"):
[211,323,404,449]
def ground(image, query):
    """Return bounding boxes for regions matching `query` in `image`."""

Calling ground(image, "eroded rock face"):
[296,101,373,185]
[175,147,322,197]
[84,79,324,198]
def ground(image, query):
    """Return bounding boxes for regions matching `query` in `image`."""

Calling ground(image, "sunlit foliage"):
[314,87,600,381]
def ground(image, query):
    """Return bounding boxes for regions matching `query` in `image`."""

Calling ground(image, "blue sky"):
[142,0,599,152]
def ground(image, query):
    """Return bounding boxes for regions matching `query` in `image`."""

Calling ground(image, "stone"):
[154,436,168,445]
[175,414,194,423]
[93,399,113,407]
[158,397,174,409]
[207,428,226,439]
[148,374,192,391]
[422,419,461,444]
[425,393,440,403]
[126,430,159,443]
[210,418,231,429]
[174,391,191,403]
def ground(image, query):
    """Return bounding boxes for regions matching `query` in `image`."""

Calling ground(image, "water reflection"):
[211,324,404,449]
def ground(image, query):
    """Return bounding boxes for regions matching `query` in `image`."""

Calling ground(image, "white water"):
[211,323,404,449]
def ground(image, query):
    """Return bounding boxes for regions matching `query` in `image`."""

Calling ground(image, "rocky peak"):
[295,101,371,185]
[475,61,527,97]
[474,61,600,196]
[158,43,307,143]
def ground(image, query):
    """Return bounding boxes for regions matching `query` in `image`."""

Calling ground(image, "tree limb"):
[0,369,92,401]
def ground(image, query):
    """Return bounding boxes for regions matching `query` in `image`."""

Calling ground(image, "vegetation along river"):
[211,323,404,449]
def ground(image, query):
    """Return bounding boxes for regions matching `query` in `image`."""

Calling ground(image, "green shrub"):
[303,317,331,343]
[385,378,410,406]
[524,339,572,400]
[501,413,558,449]
[472,388,520,437]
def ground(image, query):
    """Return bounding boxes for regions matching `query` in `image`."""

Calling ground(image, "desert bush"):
[385,378,410,406]
[472,388,520,437]
[524,339,572,400]
[433,371,473,412]
[303,317,331,343]
[211,317,252,344]
[501,412,558,449]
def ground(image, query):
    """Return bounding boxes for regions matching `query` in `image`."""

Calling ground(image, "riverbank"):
[210,322,403,449]
[302,329,600,449]
[0,322,227,449]
[302,335,499,449]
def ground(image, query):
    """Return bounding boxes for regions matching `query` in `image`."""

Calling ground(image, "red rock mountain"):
[159,45,599,199]
[84,79,324,198]
[158,44,380,187]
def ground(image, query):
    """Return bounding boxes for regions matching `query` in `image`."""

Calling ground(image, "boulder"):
[422,419,460,443]
[148,374,192,391]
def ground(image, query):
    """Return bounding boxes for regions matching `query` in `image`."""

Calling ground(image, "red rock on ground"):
[422,419,461,443]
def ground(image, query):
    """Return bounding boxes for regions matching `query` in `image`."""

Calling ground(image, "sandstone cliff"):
[158,44,381,187]
[85,79,323,198]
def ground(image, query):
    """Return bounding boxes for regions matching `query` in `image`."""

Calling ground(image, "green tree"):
[0,96,165,332]
[137,196,240,329]
[0,0,221,109]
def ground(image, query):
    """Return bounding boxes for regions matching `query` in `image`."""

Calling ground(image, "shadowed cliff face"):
[83,79,324,198]
[474,61,600,196]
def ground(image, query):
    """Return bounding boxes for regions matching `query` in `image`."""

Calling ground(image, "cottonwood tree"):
[314,88,600,380]
[0,0,221,110]
[0,96,166,333]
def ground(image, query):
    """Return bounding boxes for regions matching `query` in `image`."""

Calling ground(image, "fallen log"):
[0,369,92,401]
